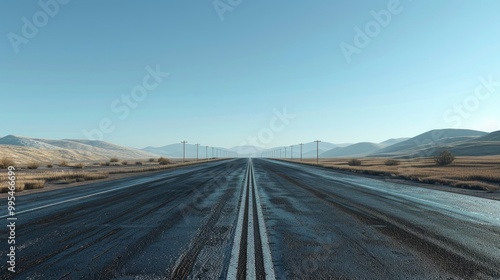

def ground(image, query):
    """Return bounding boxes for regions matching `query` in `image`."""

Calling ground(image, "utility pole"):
[290,145,293,160]
[206,146,208,161]
[195,144,200,161]
[314,140,321,164]
[300,143,304,161]
[181,141,187,162]
[284,147,287,159]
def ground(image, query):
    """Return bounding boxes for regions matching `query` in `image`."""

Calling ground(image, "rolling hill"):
[300,141,338,158]
[369,129,491,158]
[0,135,159,164]
[259,141,339,158]
[423,130,500,157]
[319,138,409,158]
[475,130,500,142]
[320,142,383,158]
[380,137,410,146]
[2,129,499,165]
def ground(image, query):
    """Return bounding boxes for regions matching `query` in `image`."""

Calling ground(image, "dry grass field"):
[0,158,221,193]
[287,156,500,192]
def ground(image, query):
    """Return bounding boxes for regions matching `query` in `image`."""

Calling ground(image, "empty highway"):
[1,158,499,279]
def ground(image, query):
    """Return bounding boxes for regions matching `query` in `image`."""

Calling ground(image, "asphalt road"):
[1,158,499,279]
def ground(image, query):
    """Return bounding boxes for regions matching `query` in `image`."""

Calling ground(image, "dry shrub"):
[23,180,45,190]
[27,161,39,169]
[121,161,128,165]
[72,163,85,169]
[158,157,171,165]
[47,164,53,168]
[44,171,109,183]
[384,159,399,166]
[110,158,119,163]
[135,161,143,165]
[149,158,156,162]
[434,150,455,166]
[59,161,68,167]
[348,159,362,166]
[0,158,15,169]
[0,184,24,193]
[0,180,45,192]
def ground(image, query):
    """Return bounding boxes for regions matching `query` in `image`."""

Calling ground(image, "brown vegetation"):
[0,157,219,193]
[0,170,108,193]
[0,158,15,169]
[434,150,455,166]
[27,161,39,169]
[72,163,85,169]
[348,159,362,166]
[384,159,399,166]
[158,157,171,165]
[293,156,500,192]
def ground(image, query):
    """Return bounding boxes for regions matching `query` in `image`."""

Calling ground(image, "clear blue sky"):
[1,0,499,149]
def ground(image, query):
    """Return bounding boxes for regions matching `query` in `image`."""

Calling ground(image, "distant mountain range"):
[1,129,500,164]
[143,143,233,159]
[257,141,339,159]
[317,138,410,158]
[321,129,500,158]
[0,135,157,163]
[320,142,383,158]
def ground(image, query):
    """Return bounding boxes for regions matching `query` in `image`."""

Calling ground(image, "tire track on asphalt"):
[227,159,276,280]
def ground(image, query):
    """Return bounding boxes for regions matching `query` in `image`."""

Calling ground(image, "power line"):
[299,143,304,161]
[314,140,321,164]
[195,144,200,161]
[181,141,188,162]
